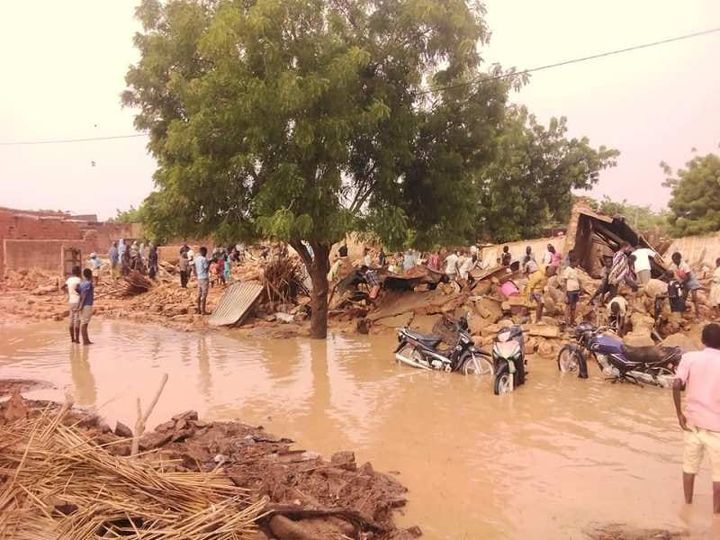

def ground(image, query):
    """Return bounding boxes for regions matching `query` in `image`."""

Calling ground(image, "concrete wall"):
[667,233,720,268]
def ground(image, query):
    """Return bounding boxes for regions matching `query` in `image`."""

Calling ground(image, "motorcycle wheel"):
[493,366,513,395]
[460,353,494,377]
[557,346,580,373]
[396,345,425,367]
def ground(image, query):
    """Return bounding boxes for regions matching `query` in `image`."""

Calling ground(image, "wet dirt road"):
[1,320,717,539]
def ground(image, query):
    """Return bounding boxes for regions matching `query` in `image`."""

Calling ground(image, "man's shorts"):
[197,278,209,299]
[69,303,80,326]
[566,291,580,305]
[683,427,720,481]
[80,305,93,324]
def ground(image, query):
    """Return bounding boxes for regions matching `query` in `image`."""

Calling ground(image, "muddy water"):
[1,320,718,539]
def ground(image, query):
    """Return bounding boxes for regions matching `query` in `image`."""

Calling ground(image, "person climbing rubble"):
[670,251,701,318]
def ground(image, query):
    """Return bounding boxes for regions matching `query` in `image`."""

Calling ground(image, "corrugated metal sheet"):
[208,281,264,327]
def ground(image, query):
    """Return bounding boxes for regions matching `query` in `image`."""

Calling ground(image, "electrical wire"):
[419,26,720,94]
[0,133,147,146]
[1,27,718,145]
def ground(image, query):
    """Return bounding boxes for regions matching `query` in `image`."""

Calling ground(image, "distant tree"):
[123,0,513,338]
[110,205,144,224]
[475,106,619,242]
[663,153,720,236]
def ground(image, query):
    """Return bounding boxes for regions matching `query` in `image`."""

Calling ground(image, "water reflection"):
[69,345,96,406]
[0,320,716,539]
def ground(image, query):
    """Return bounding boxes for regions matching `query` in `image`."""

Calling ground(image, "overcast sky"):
[1,0,718,220]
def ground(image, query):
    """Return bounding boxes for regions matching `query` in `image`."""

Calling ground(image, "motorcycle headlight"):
[494,341,519,358]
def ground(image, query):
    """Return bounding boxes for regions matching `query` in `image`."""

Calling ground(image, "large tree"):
[663,153,720,236]
[123,0,512,338]
[475,106,619,242]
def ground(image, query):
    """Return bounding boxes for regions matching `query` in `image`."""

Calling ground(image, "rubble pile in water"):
[0,393,420,540]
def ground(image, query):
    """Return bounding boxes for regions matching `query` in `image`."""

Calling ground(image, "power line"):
[1,27,718,145]
[419,26,720,94]
[0,133,146,146]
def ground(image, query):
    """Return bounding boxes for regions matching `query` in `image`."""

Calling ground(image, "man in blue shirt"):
[195,246,209,315]
[77,268,95,345]
[108,242,119,279]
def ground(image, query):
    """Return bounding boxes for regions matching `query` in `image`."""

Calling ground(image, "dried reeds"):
[262,258,308,305]
[0,406,266,539]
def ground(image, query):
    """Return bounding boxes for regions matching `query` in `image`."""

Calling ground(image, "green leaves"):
[475,106,619,242]
[665,153,720,236]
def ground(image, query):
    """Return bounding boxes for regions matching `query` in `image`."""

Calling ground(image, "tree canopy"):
[475,106,619,243]
[663,153,720,236]
[124,0,515,337]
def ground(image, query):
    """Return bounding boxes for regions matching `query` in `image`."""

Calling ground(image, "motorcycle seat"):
[623,345,682,366]
[403,329,443,348]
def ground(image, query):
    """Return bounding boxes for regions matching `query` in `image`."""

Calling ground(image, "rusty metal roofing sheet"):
[208,281,264,327]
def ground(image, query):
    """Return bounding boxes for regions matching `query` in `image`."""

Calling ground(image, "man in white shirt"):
[62,266,82,343]
[632,246,656,285]
[444,250,460,281]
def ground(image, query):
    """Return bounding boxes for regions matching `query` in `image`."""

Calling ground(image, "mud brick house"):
[0,207,140,278]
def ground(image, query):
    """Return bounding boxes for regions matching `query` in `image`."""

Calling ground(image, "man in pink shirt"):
[673,323,720,513]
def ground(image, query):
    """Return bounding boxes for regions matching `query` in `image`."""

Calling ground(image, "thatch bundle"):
[261,257,308,305]
[0,406,266,539]
[123,271,153,296]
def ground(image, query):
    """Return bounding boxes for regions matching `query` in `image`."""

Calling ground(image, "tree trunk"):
[291,240,331,339]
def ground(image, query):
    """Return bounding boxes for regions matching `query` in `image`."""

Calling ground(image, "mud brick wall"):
[0,207,140,278]
[2,239,81,275]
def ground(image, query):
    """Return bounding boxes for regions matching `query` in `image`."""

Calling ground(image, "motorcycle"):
[492,324,526,395]
[394,317,494,377]
[557,322,681,387]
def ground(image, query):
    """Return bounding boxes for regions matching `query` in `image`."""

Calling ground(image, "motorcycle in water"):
[557,322,681,387]
[492,325,526,395]
[394,317,494,377]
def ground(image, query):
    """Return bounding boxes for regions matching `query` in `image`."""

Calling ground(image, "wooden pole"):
[131,373,169,457]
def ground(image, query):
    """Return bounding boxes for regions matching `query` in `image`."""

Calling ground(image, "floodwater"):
[1,320,718,539]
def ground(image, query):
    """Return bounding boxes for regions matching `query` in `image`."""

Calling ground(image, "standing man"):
[632,245,656,286]
[673,323,720,514]
[88,253,101,285]
[63,266,82,343]
[108,242,119,279]
[195,246,210,315]
[148,244,159,279]
[501,246,512,267]
[444,250,460,282]
[561,254,582,326]
[179,252,189,288]
[607,243,634,297]
[77,268,95,345]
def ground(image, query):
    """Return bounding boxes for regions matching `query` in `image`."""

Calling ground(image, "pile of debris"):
[0,394,420,540]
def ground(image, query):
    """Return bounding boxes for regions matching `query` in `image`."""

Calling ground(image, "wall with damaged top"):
[667,232,720,268]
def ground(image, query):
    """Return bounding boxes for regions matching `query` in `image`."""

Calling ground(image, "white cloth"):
[562,266,580,292]
[542,251,553,265]
[607,296,628,316]
[709,267,720,307]
[444,253,459,276]
[459,257,476,280]
[632,248,656,273]
[65,276,81,304]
